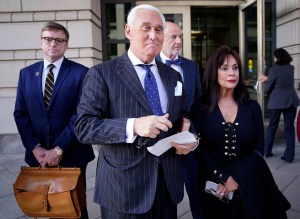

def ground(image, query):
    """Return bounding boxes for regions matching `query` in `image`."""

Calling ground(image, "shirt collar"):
[128,48,156,66]
[160,52,179,63]
[43,57,64,70]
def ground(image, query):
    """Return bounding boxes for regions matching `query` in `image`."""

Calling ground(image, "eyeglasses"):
[42,37,67,45]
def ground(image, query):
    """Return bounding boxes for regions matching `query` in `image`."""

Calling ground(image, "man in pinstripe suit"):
[75,4,198,219]
[157,22,203,219]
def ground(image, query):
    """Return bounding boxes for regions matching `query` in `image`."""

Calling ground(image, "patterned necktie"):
[139,64,163,116]
[44,64,55,110]
[165,58,182,66]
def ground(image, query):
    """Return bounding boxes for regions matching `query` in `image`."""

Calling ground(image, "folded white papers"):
[147,131,197,156]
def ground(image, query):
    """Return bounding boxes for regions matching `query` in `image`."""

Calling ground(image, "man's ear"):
[124,24,131,40]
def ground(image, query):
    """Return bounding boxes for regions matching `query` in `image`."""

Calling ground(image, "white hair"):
[127,4,166,29]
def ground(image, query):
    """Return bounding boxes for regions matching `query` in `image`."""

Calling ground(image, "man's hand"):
[32,145,47,166]
[134,113,172,138]
[170,141,198,155]
[41,148,62,167]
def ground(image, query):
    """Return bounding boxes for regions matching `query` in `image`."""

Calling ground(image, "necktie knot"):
[165,59,182,66]
[48,64,55,72]
[138,64,153,80]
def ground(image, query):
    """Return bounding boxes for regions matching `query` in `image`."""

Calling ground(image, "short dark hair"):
[201,45,250,113]
[274,48,292,65]
[41,22,69,40]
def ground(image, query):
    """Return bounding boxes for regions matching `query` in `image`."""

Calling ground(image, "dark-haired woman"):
[260,48,300,163]
[191,45,290,218]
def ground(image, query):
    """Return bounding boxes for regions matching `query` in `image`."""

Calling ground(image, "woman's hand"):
[225,176,239,192]
[258,75,268,82]
[216,183,229,200]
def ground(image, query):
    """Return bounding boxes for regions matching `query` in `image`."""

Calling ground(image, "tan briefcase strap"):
[42,185,50,212]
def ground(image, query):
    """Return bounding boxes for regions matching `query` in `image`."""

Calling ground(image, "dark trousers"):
[265,106,297,162]
[100,164,177,219]
[182,152,204,219]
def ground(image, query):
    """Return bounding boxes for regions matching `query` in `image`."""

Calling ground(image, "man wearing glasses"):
[13,22,95,219]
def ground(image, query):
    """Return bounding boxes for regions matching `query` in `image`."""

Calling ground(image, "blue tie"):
[139,64,163,116]
[165,59,182,66]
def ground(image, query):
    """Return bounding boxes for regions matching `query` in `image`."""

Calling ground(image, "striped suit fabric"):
[75,52,187,214]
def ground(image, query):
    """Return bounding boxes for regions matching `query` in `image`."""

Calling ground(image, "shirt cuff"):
[33,143,41,151]
[126,118,137,143]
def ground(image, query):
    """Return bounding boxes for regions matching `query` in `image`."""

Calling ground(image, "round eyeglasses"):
[42,37,68,45]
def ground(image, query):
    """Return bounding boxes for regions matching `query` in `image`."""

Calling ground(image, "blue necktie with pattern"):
[139,64,163,116]
[165,58,182,66]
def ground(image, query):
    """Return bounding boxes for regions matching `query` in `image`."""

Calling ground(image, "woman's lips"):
[227,80,236,83]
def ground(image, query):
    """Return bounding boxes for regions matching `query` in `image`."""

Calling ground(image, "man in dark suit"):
[157,21,202,219]
[13,22,95,219]
[75,4,198,219]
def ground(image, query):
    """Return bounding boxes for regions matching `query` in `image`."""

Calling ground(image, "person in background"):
[191,45,290,218]
[157,21,202,219]
[74,4,198,219]
[259,48,300,163]
[297,111,300,144]
[13,22,95,219]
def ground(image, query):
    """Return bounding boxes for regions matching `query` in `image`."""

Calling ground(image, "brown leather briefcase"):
[13,166,86,218]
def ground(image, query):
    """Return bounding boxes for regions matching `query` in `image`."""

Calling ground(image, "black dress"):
[190,99,290,219]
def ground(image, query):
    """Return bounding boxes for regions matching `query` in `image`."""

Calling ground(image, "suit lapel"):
[115,53,153,114]
[48,58,70,108]
[33,62,46,109]
[180,56,189,84]
[156,60,177,112]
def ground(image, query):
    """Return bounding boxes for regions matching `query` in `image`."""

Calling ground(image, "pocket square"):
[175,81,182,96]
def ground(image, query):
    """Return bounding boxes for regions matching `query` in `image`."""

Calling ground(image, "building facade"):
[0,0,299,138]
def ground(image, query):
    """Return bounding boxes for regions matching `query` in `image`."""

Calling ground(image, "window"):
[101,1,134,61]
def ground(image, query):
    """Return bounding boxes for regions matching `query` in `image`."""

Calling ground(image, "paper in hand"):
[147,131,197,156]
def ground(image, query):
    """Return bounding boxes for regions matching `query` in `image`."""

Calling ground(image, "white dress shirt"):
[42,57,64,95]
[159,52,184,81]
[126,49,168,143]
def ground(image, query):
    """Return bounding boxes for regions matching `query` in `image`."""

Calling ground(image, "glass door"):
[240,0,276,115]
[155,6,191,59]
[190,7,239,79]
[101,0,134,61]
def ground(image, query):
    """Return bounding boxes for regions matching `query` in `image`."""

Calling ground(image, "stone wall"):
[276,0,300,82]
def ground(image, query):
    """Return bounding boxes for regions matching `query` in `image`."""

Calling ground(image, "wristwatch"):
[55,146,63,156]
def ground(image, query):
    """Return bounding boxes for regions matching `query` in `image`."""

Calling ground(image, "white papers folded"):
[147,131,197,156]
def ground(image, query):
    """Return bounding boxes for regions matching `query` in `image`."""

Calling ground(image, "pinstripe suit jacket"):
[157,55,201,109]
[75,52,187,214]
